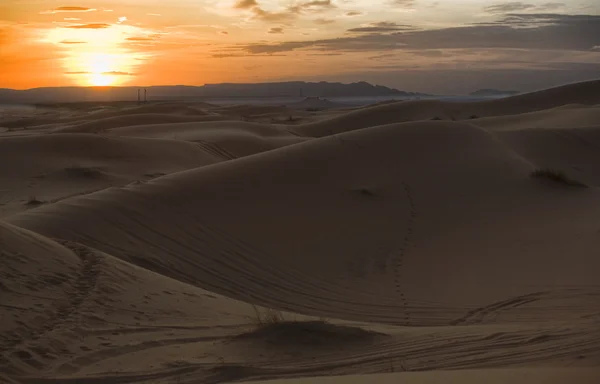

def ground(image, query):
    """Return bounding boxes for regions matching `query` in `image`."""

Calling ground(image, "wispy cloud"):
[59,40,87,44]
[268,27,284,34]
[65,23,111,29]
[102,71,133,75]
[40,6,97,14]
[314,18,335,25]
[484,2,565,14]
[348,21,416,33]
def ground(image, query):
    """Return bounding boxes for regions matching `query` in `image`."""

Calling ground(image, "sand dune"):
[295,80,600,137]
[9,120,600,324]
[0,133,222,217]
[52,113,232,134]
[1,80,600,383]
[107,121,309,158]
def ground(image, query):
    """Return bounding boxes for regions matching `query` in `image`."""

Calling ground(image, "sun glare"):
[45,24,139,86]
[89,73,113,86]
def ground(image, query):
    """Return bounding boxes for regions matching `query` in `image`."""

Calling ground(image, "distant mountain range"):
[469,89,521,97]
[0,82,429,104]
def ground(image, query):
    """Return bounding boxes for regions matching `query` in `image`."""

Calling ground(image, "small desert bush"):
[25,196,44,206]
[530,168,587,188]
[250,305,284,326]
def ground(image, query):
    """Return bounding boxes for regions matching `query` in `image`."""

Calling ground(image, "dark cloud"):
[348,21,417,33]
[236,14,600,54]
[234,0,335,23]
[288,0,336,14]
[346,11,364,17]
[234,0,258,9]
[388,0,416,7]
[65,23,111,29]
[220,31,229,35]
[314,18,336,25]
[59,40,86,44]
[484,2,565,14]
[268,27,284,34]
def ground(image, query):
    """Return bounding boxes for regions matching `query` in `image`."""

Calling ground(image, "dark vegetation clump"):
[530,168,588,188]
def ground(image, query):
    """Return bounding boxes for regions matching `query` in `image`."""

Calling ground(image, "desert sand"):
[1,80,600,383]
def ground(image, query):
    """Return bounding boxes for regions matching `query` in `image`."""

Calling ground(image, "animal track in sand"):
[0,240,102,367]
[390,182,417,325]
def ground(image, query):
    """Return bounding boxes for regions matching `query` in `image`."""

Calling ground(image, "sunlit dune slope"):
[0,133,221,217]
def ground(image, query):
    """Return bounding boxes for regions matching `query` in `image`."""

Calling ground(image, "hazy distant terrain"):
[0,81,430,104]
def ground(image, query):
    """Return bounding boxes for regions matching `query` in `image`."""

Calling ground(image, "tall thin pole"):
[144,88,147,103]
[137,89,140,104]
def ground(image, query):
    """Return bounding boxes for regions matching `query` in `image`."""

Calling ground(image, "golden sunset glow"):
[0,0,598,93]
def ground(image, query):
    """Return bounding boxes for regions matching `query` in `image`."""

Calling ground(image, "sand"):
[1,81,600,383]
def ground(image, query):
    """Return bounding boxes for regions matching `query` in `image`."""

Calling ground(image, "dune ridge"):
[1,79,600,383]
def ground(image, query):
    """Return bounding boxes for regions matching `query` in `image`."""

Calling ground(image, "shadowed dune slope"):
[8,121,600,327]
[249,369,600,384]
[294,80,600,137]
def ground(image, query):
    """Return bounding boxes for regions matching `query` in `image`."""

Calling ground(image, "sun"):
[46,25,138,87]
[89,73,114,86]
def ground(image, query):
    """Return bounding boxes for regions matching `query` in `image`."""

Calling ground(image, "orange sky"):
[1,1,599,92]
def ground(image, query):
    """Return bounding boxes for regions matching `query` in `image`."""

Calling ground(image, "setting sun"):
[89,72,113,86]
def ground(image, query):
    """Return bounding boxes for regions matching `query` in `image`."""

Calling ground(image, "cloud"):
[64,70,133,76]
[388,0,416,7]
[268,27,284,34]
[314,18,335,25]
[592,46,600,50]
[59,40,87,44]
[65,23,111,29]
[345,11,364,17]
[102,71,132,75]
[288,0,336,14]
[41,6,97,14]
[234,0,335,23]
[117,16,128,24]
[235,0,258,9]
[348,21,416,33]
[126,37,156,41]
[63,17,81,21]
[220,31,229,35]
[484,2,565,14]
[235,14,600,54]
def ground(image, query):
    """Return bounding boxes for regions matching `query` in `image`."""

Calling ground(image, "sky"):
[0,0,599,94]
